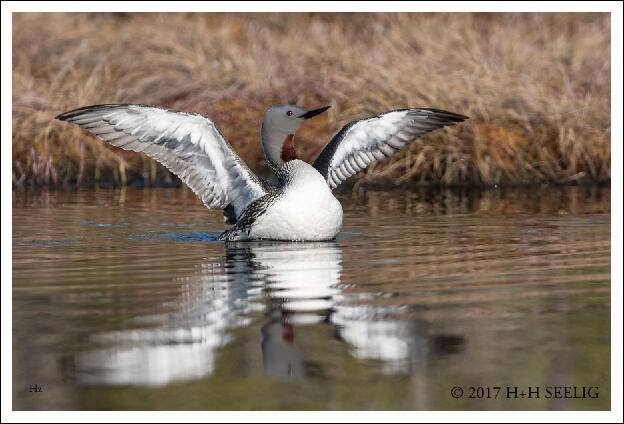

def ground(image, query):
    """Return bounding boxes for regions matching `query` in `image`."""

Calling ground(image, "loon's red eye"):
[287,110,293,116]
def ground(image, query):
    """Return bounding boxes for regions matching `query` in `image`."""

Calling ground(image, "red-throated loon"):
[56,104,468,241]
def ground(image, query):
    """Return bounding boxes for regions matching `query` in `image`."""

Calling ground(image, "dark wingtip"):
[422,108,469,122]
[55,104,128,122]
[55,105,99,121]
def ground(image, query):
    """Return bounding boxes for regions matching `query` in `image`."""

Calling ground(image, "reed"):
[12,12,611,188]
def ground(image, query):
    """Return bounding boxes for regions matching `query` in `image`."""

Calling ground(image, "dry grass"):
[12,12,611,187]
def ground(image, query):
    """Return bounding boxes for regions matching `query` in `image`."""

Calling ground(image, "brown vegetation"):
[12,12,610,187]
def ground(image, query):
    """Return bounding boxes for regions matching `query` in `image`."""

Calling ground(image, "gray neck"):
[261,121,291,174]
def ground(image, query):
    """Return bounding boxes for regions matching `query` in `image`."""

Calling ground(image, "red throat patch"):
[280,134,298,162]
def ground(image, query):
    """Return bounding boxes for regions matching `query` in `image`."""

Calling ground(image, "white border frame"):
[2,1,622,423]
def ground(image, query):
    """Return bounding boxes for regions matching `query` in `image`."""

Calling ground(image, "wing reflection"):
[72,240,463,386]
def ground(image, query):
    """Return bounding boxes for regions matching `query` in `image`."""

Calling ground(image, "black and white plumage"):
[312,108,468,189]
[56,103,467,241]
[217,191,281,241]
[56,104,267,220]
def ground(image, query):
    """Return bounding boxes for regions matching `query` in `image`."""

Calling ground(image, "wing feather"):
[313,108,468,189]
[56,104,266,218]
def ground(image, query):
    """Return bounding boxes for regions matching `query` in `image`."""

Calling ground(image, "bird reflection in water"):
[250,241,342,380]
[71,240,464,385]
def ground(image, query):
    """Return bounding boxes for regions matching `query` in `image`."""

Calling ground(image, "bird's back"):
[219,160,343,241]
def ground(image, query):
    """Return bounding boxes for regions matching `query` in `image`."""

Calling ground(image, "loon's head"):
[260,104,330,173]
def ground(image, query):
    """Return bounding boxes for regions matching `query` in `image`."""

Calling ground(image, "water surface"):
[12,186,611,410]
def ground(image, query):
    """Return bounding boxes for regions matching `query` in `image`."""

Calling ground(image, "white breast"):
[249,160,343,241]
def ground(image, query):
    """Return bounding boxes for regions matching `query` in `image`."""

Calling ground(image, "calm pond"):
[12,186,610,410]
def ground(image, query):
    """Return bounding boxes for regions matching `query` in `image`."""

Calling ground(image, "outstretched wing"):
[312,108,468,189]
[56,104,267,219]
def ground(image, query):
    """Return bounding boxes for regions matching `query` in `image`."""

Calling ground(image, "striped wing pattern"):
[313,108,468,189]
[56,104,267,219]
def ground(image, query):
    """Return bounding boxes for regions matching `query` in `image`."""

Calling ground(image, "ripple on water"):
[11,186,611,410]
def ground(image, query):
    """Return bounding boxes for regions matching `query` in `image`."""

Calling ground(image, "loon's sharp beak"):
[300,105,331,119]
